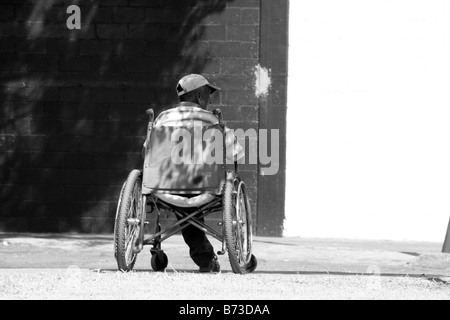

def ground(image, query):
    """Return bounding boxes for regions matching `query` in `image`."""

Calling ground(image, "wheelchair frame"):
[113,108,256,274]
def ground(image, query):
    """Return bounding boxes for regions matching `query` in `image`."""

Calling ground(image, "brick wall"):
[0,0,274,233]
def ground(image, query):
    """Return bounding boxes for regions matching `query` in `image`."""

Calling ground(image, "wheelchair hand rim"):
[235,180,253,266]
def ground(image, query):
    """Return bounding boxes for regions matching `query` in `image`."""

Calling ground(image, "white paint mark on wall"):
[254,64,272,99]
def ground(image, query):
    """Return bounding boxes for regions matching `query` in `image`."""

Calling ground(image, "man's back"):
[154,102,244,162]
[155,102,218,127]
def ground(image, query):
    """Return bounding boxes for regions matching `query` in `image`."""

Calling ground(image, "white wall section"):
[286,0,450,241]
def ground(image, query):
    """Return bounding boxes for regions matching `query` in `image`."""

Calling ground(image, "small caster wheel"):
[246,254,257,274]
[151,250,168,272]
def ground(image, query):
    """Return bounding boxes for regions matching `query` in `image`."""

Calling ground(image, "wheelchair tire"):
[114,169,143,272]
[223,172,256,274]
[151,250,168,272]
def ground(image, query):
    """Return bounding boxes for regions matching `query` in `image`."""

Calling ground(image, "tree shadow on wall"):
[0,0,234,232]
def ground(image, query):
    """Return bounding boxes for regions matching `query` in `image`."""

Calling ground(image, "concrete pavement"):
[0,233,449,280]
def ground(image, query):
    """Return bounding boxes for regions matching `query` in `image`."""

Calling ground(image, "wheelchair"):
[113,108,257,274]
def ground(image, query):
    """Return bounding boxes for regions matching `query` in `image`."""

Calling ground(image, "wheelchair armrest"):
[146,108,154,122]
[213,108,223,124]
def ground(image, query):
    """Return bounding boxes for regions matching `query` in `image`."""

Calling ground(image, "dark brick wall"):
[0,0,287,235]
[257,0,288,236]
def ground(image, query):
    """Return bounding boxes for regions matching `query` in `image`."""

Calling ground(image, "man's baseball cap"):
[176,74,220,97]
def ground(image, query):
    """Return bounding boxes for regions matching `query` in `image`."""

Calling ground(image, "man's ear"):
[195,90,204,105]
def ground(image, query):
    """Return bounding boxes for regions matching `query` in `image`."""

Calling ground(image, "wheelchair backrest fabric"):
[142,124,226,194]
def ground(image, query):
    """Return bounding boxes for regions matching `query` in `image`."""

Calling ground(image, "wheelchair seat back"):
[142,124,226,195]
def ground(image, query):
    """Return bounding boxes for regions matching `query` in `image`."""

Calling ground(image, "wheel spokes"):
[123,180,142,264]
[235,183,252,266]
[125,226,139,263]
[233,183,251,267]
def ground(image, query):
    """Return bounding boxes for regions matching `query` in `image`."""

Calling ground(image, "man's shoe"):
[199,257,220,273]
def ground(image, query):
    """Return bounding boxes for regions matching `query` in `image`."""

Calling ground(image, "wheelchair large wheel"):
[223,172,256,274]
[114,169,143,272]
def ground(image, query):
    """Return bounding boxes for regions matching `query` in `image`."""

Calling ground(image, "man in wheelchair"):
[155,74,243,273]
[114,74,256,274]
